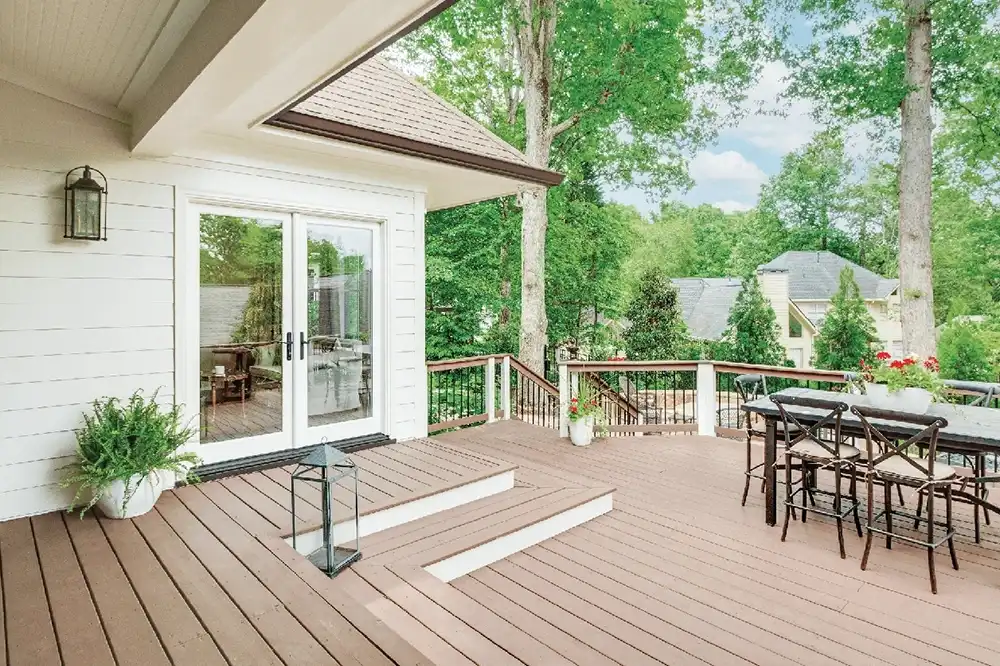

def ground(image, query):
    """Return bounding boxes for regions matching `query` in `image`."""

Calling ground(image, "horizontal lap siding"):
[0,81,428,519]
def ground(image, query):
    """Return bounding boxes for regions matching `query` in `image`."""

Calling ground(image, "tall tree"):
[780,0,1000,357]
[714,275,785,366]
[400,1,756,372]
[813,268,880,371]
[757,128,853,254]
[621,268,689,361]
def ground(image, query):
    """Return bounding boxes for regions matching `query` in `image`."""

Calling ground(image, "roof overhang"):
[266,111,564,188]
[789,301,819,334]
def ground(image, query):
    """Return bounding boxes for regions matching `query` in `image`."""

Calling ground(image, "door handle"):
[300,332,307,360]
[285,332,293,361]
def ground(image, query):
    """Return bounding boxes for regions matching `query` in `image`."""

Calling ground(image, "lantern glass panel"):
[73,188,101,239]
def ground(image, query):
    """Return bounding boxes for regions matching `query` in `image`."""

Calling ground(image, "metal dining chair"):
[852,405,956,594]
[772,395,863,559]
[735,375,810,508]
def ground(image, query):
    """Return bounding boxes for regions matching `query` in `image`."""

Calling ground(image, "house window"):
[789,315,802,338]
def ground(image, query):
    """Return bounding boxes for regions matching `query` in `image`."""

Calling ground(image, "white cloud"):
[713,200,754,214]
[689,150,768,186]
[725,61,820,154]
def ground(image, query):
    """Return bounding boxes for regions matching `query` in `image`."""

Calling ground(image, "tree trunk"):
[514,0,556,374]
[898,0,936,357]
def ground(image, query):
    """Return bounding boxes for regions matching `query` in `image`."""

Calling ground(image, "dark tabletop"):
[743,387,1000,451]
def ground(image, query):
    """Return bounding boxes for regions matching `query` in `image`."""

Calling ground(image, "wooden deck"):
[4,421,1000,665]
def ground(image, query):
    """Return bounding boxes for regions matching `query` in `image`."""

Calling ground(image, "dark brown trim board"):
[266,111,565,187]
[275,1,460,116]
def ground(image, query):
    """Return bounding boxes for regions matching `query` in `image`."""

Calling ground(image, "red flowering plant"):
[858,351,945,399]
[567,380,605,424]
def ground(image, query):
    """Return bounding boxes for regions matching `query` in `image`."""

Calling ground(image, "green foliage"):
[60,391,200,517]
[621,268,689,361]
[938,323,996,382]
[714,275,786,365]
[813,268,880,371]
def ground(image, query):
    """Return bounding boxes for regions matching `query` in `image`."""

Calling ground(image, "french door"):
[194,206,381,464]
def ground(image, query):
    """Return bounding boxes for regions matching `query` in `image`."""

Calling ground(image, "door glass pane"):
[199,214,285,443]
[306,223,373,427]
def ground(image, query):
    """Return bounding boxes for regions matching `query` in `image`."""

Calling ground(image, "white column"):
[485,357,497,423]
[500,355,511,420]
[696,361,717,437]
[558,363,570,438]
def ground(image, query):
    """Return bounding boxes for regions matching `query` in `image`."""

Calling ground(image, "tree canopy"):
[813,268,880,371]
[714,275,786,366]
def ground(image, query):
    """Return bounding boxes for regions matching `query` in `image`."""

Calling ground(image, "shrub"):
[938,323,995,382]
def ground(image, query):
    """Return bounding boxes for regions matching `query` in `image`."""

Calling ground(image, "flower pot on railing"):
[865,384,934,414]
[569,416,595,447]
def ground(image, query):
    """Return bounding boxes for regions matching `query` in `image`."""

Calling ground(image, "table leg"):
[764,417,777,526]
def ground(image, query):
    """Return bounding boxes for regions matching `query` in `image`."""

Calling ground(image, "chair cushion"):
[874,456,956,482]
[788,439,861,460]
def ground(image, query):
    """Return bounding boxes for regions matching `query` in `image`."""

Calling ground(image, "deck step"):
[423,486,613,582]
[286,464,516,555]
[352,483,614,581]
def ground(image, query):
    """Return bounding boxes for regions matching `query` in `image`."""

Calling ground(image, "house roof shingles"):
[274,58,562,186]
[758,251,898,301]
[671,277,743,340]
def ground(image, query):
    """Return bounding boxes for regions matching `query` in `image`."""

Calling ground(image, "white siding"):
[0,80,428,520]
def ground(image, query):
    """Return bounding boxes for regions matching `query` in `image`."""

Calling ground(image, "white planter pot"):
[866,384,933,414]
[96,471,167,519]
[569,417,595,447]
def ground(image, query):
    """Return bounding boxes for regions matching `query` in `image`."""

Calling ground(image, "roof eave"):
[266,111,565,188]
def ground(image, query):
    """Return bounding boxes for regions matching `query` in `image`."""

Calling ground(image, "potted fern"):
[61,390,201,519]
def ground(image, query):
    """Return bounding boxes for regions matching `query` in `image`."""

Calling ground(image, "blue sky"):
[606,60,824,216]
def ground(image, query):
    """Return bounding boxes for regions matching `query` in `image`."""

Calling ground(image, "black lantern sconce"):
[64,165,108,241]
[291,444,362,576]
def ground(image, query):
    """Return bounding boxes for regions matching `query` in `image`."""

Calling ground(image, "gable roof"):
[670,277,743,340]
[757,251,898,300]
[266,58,563,187]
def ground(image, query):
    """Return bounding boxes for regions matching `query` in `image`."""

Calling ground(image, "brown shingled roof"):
[266,58,563,187]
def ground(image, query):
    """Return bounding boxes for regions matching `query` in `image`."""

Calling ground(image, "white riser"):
[287,468,516,555]
[424,492,614,583]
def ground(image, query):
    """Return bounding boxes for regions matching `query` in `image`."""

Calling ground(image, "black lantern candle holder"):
[291,444,361,576]
[64,165,108,240]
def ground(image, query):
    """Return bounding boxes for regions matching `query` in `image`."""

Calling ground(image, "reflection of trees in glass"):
[200,215,283,347]
[308,235,370,342]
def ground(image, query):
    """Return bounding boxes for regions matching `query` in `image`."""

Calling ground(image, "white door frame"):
[176,191,388,466]
[293,214,385,444]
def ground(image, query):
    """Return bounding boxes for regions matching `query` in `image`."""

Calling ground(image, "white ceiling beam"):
[130,0,450,157]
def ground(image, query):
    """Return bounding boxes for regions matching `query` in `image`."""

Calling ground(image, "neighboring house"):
[672,251,902,368]
[0,2,562,521]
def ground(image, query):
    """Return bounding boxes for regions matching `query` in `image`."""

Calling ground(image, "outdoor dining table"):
[743,387,1000,526]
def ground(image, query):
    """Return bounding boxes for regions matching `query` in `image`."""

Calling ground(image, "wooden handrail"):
[712,362,848,384]
[508,356,559,397]
[564,360,699,372]
[426,355,493,371]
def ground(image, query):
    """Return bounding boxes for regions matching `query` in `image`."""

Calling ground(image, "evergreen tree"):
[814,268,880,371]
[938,323,995,382]
[715,275,785,366]
[621,269,689,361]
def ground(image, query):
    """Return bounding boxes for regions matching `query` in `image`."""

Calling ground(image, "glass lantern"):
[291,444,361,576]
[64,166,108,240]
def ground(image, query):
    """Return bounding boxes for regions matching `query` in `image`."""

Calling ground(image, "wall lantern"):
[291,444,361,576]
[64,165,108,240]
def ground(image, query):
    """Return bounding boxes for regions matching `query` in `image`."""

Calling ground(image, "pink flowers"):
[924,356,940,372]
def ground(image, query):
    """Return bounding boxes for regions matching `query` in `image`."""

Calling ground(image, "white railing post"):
[558,363,570,438]
[485,356,497,423]
[500,355,511,420]
[696,361,717,437]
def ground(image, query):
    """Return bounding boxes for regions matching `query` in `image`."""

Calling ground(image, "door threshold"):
[190,433,394,483]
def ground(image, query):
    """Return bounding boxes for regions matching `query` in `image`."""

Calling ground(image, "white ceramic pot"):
[96,471,167,519]
[569,417,595,447]
[866,384,933,414]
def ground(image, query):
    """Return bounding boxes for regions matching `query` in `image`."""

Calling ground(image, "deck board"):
[31,514,114,666]
[0,519,60,666]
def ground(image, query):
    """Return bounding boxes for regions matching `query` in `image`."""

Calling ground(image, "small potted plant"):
[61,390,201,519]
[567,381,605,447]
[857,352,944,413]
